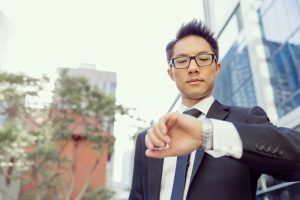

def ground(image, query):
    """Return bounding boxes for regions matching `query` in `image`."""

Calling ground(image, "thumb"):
[145,148,173,159]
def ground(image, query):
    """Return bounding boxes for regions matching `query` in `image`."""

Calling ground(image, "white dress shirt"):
[159,96,243,200]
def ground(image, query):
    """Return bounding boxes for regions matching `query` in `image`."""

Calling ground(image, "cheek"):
[173,72,185,82]
[173,75,186,89]
[204,72,216,86]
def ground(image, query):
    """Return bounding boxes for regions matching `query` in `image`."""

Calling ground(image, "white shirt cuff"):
[205,119,243,159]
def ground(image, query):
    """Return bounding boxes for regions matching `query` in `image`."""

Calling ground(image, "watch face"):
[202,118,213,132]
[202,118,213,150]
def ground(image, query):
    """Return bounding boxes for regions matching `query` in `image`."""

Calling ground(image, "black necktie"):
[170,108,202,200]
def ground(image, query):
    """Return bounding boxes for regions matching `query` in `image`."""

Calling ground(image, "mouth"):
[186,78,203,84]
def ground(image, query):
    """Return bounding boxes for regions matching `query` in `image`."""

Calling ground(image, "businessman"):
[129,19,300,200]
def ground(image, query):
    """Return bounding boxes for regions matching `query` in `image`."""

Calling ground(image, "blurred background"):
[0,0,299,199]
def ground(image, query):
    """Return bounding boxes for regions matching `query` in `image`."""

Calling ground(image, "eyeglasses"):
[170,53,217,69]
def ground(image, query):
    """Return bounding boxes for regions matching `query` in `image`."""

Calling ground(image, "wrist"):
[201,118,213,150]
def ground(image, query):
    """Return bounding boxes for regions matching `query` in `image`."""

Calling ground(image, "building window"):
[213,43,257,107]
[258,0,300,117]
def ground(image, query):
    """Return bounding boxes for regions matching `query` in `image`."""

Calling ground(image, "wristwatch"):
[201,118,213,150]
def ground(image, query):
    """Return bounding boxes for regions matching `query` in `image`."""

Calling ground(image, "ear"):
[215,63,221,76]
[167,67,175,81]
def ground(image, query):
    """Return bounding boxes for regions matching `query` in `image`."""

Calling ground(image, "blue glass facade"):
[213,42,257,107]
[256,0,300,198]
[258,0,300,117]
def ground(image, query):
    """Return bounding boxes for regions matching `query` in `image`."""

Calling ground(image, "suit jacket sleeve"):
[233,106,300,181]
[129,131,145,200]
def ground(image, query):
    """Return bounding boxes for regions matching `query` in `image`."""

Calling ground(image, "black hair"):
[166,19,219,63]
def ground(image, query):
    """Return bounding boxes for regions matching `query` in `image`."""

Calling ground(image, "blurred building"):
[0,10,12,71]
[203,0,300,199]
[63,63,117,97]
[15,64,117,199]
[0,10,12,125]
[59,63,117,133]
[0,10,20,200]
[58,63,117,187]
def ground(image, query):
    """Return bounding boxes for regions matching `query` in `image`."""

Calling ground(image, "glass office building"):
[203,0,300,199]
[258,0,300,118]
[211,1,257,107]
[256,0,300,199]
[213,40,257,107]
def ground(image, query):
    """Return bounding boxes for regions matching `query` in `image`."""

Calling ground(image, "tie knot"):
[183,108,202,118]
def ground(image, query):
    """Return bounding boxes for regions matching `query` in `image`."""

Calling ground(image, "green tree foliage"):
[81,186,115,200]
[0,70,124,200]
[52,69,119,150]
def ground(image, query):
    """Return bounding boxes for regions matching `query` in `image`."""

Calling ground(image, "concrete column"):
[240,0,278,122]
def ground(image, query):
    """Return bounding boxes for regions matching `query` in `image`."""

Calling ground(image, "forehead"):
[173,35,213,56]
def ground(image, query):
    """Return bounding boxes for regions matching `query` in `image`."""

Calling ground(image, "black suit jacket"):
[129,100,300,200]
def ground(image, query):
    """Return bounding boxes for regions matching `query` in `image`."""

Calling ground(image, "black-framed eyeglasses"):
[170,53,217,69]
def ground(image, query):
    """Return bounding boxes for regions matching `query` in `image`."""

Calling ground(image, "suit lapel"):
[206,100,230,121]
[148,157,163,200]
[189,100,230,184]
[190,148,205,184]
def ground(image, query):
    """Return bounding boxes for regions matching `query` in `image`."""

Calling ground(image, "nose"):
[188,58,200,73]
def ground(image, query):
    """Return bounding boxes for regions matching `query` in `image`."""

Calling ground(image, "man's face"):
[167,35,221,107]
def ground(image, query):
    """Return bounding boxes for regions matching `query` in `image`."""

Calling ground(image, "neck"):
[182,95,211,108]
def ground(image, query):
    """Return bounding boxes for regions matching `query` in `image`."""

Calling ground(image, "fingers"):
[145,128,165,149]
[154,119,171,142]
[146,126,170,150]
[145,114,173,150]
[165,112,177,130]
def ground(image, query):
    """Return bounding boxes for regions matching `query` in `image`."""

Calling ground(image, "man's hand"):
[145,112,203,158]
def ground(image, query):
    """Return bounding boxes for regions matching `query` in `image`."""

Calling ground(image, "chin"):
[189,91,207,98]
[185,94,206,100]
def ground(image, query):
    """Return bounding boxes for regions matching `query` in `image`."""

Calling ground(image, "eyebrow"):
[173,51,213,58]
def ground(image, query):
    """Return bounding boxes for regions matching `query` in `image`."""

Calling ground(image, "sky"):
[0,0,204,184]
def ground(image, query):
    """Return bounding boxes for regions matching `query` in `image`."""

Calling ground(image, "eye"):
[197,55,211,62]
[174,57,189,63]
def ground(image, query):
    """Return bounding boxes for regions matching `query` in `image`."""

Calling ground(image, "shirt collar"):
[178,96,215,115]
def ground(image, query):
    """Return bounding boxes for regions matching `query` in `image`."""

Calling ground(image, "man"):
[129,20,300,200]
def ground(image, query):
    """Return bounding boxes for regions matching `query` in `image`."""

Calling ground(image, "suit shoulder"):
[228,105,249,112]
[227,105,266,115]
[214,100,252,114]
[227,105,269,124]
